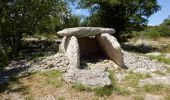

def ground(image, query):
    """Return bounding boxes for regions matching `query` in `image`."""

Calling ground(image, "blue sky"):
[148,0,170,26]
[71,0,170,26]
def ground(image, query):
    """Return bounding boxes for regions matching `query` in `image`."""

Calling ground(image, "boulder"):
[57,27,115,37]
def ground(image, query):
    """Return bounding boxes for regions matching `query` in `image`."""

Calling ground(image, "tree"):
[64,15,81,28]
[159,16,170,36]
[71,0,161,40]
[0,0,69,57]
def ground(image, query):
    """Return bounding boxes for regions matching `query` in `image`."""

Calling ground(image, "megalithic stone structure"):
[57,27,125,70]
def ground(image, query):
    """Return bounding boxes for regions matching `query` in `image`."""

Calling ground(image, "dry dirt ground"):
[0,70,135,100]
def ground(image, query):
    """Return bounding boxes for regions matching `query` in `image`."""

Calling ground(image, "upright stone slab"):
[61,36,80,70]
[96,33,125,67]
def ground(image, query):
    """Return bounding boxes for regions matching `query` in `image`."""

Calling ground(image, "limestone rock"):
[64,69,112,88]
[57,27,115,37]
[62,36,80,70]
[139,75,170,86]
[146,52,162,56]
[96,33,125,68]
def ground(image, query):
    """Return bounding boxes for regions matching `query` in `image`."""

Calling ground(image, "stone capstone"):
[57,27,115,37]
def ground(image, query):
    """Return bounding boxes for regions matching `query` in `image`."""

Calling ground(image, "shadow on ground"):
[121,43,159,54]
[0,39,61,93]
[0,64,34,93]
[20,39,61,60]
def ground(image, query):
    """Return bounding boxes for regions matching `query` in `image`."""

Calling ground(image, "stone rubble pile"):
[122,50,166,74]
[29,53,69,72]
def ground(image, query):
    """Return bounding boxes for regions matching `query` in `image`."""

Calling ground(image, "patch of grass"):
[108,70,116,86]
[72,83,92,92]
[46,78,63,88]
[142,84,164,94]
[25,95,35,100]
[160,44,170,53]
[164,86,170,100]
[165,66,170,73]
[123,72,151,88]
[150,55,170,65]
[112,86,130,96]
[40,70,62,78]
[40,70,63,88]
[58,96,65,100]
[108,70,131,96]
[133,95,144,100]
[153,70,166,76]
[94,86,113,97]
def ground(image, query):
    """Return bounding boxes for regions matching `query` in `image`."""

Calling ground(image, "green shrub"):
[131,27,161,39]
[146,28,160,39]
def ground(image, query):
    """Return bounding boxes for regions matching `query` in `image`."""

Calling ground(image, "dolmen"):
[57,27,125,71]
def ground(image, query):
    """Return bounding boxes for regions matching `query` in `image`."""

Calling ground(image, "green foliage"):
[64,15,81,28]
[132,26,160,39]
[146,27,160,39]
[159,16,170,36]
[0,0,70,68]
[73,0,161,40]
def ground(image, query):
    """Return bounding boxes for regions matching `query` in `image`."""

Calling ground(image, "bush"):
[132,27,160,39]
[146,28,160,39]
